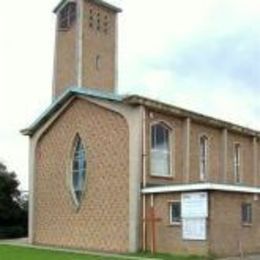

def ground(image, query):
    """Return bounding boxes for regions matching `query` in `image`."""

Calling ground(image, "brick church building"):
[22,0,260,257]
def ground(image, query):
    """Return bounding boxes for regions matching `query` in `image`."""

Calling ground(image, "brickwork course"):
[22,0,260,258]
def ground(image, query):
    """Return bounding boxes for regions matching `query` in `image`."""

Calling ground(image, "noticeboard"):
[181,192,208,218]
[182,218,207,240]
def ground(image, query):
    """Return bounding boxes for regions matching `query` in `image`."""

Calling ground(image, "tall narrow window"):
[58,2,77,30]
[199,135,208,181]
[170,201,181,225]
[151,123,171,177]
[234,143,241,183]
[72,136,86,204]
[96,55,101,70]
[241,203,252,224]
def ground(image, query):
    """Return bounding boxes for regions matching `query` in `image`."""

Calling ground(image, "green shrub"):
[0,226,27,239]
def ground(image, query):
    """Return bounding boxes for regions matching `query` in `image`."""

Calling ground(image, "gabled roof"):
[21,87,123,136]
[21,87,260,138]
[124,95,260,138]
[53,0,122,14]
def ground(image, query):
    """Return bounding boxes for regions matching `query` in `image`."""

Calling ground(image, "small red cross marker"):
[143,206,162,254]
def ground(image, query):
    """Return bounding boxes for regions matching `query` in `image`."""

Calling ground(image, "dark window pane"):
[73,160,79,171]
[72,136,86,204]
[151,125,156,149]
[242,203,252,224]
[73,171,79,189]
[58,3,77,30]
[171,202,181,223]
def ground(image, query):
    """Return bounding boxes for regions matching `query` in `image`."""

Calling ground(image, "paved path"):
[219,255,260,260]
[0,238,160,260]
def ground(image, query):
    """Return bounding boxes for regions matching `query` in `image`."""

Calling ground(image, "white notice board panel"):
[181,192,208,218]
[182,218,207,240]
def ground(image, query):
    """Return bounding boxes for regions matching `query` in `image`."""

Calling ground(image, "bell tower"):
[52,0,121,98]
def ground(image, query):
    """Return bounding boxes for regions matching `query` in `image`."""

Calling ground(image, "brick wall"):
[189,122,222,183]
[209,191,260,256]
[145,109,259,187]
[82,1,117,92]
[34,98,129,252]
[145,111,184,185]
[53,19,77,97]
[53,1,118,98]
[144,193,208,255]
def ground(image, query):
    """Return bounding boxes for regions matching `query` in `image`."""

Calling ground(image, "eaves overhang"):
[142,183,260,195]
[124,95,260,138]
[21,90,260,138]
[21,86,123,136]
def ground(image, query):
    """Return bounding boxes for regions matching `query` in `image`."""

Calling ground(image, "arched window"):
[151,123,171,177]
[199,135,208,181]
[72,135,86,204]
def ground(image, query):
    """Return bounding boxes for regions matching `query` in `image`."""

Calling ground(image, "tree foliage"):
[0,162,28,238]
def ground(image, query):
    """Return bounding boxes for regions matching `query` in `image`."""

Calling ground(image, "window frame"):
[96,55,101,71]
[199,134,209,182]
[70,134,87,208]
[169,201,181,225]
[241,203,252,225]
[233,142,242,184]
[58,2,77,31]
[150,121,173,178]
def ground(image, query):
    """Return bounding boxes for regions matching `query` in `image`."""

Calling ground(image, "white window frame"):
[234,143,241,184]
[169,201,181,225]
[199,135,208,181]
[150,121,173,178]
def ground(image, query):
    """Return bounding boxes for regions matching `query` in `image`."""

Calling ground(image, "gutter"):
[124,95,260,138]
[142,183,260,195]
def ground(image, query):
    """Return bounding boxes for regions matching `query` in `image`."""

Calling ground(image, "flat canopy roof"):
[53,0,122,13]
[142,183,260,195]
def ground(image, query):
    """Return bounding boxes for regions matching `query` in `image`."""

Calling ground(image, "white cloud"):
[0,0,260,189]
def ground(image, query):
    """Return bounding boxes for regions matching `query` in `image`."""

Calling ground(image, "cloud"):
[1,0,260,189]
[118,0,260,130]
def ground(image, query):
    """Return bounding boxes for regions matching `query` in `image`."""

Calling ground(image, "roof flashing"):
[21,86,123,136]
[53,0,122,14]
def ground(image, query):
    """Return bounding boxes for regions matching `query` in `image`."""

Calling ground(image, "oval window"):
[72,135,86,205]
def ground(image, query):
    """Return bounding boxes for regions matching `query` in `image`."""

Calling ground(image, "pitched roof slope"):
[124,95,260,137]
[21,87,123,136]
[21,87,260,138]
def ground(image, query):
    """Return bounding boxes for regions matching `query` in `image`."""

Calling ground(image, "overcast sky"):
[0,0,260,190]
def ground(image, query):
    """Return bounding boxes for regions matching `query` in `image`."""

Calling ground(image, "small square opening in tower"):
[58,2,77,31]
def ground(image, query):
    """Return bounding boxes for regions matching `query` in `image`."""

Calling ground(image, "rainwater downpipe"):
[142,106,147,251]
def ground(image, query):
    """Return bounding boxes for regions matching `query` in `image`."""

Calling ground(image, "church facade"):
[22,0,260,257]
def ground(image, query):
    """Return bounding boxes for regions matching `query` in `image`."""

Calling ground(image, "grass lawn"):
[0,245,212,260]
